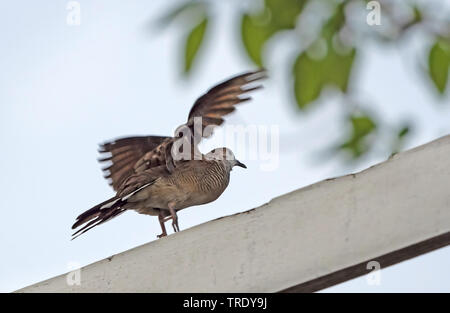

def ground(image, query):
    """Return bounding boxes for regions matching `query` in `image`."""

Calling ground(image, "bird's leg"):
[157,213,168,238]
[168,202,180,233]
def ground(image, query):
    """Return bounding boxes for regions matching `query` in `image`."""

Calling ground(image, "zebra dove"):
[72,70,265,239]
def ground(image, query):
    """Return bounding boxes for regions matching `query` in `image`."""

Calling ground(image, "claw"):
[158,213,168,239]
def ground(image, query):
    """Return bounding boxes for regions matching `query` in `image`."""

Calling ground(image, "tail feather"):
[72,173,157,239]
[71,196,126,240]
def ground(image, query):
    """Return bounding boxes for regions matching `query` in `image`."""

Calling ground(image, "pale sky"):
[0,0,449,292]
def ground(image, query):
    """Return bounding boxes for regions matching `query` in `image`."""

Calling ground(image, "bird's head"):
[205,147,247,170]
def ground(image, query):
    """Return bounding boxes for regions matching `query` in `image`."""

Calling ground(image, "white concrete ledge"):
[17,136,450,292]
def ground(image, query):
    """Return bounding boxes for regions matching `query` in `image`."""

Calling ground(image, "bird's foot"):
[157,232,167,239]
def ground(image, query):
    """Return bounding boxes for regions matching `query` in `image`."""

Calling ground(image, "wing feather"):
[98,135,169,190]
[98,70,265,184]
[186,69,266,138]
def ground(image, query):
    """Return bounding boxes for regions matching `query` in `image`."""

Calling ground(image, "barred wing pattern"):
[186,69,266,138]
[98,136,169,191]
[98,70,266,188]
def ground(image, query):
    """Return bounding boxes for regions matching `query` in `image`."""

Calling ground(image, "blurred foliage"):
[241,14,273,67]
[339,114,377,158]
[157,0,208,74]
[294,2,356,109]
[429,39,450,94]
[184,17,208,73]
[158,0,450,161]
[293,45,355,109]
[241,0,307,66]
[391,125,411,156]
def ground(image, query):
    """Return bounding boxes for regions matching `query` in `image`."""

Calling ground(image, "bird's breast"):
[131,161,230,210]
[172,162,230,208]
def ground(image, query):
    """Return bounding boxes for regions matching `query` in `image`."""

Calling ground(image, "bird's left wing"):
[98,135,170,191]
[129,70,266,174]
[185,69,266,139]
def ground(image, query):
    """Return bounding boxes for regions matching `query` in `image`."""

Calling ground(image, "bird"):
[71,69,266,239]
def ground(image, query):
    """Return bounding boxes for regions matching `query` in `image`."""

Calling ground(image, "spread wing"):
[99,70,266,185]
[98,135,170,191]
[185,69,266,138]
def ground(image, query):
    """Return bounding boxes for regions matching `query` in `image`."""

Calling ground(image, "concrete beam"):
[17,136,450,292]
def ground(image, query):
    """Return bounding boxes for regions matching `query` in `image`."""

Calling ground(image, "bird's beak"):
[235,160,247,169]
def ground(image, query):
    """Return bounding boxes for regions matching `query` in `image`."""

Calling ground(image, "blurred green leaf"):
[327,44,356,92]
[391,124,411,156]
[184,16,208,74]
[241,14,275,67]
[293,52,323,109]
[398,125,410,138]
[265,0,306,29]
[429,39,450,94]
[241,0,305,66]
[293,2,355,110]
[351,115,376,138]
[339,114,377,158]
[412,6,422,23]
[321,2,346,40]
[293,39,356,109]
